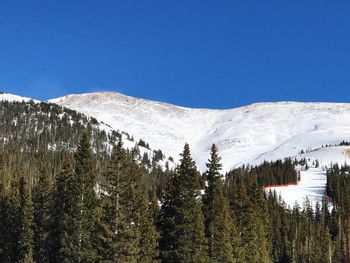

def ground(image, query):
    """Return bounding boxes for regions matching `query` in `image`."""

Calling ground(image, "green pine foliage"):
[203,144,240,263]
[129,152,160,263]
[74,131,99,262]
[17,176,35,263]
[325,164,350,261]
[99,138,159,262]
[227,158,299,188]
[227,182,271,263]
[48,153,81,263]
[0,164,22,262]
[99,138,140,262]
[33,168,52,263]
[159,144,208,263]
[0,153,10,261]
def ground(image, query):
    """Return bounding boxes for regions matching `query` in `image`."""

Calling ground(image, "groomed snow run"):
[265,167,327,208]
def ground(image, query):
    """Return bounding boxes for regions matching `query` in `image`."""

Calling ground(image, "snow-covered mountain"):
[0,92,39,103]
[2,90,350,206]
[0,92,174,170]
[50,92,350,172]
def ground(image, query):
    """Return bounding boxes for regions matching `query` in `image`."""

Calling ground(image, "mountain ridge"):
[45,91,350,172]
[49,90,350,110]
[2,91,350,172]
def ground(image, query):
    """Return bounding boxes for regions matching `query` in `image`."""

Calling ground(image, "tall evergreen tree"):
[245,183,271,263]
[33,168,52,263]
[48,154,81,263]
[99,139,160,262]
[159,144,208,263]
[16,176,34,263]
[228,183,272,263]
[0,153,7,260]
[74,131,98,262]
[203,144,240,263]
[0,153,13,262]
[99,138,140,262]
[129,150,160,263]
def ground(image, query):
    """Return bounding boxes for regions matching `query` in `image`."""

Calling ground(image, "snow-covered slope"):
[265,146,350,208]
[0,92,39,103]
[266,167,327,208]
[0,92,173,169]
[50,92,350,172]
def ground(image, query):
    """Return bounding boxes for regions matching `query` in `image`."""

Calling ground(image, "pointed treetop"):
[179,143,196,170]
[206,144,222,179]
[111,136,126,160]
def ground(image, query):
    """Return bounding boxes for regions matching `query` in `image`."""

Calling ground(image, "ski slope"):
[265,167,327,208]
[265,145,350,207]
[50,92,350,172]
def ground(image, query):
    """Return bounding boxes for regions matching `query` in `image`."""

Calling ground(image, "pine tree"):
[246,183,272,263]
[229,183,271,263]
[0,153,12,261]
[48,154,81,263]
[203,144,239,263]
[74,131,98,262]
[0,153,7,259]
[99,138,140,262]
[33,168,52,263]
[99,139,160,262]
[149,197,160,223]
[138,198,160,263]
[129,152,159,263]
[16,176,34,263]
[159,144,208,263]
[0,178,21,262]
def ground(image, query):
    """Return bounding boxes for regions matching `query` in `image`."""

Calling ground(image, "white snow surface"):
[0,92,39,103]
[50,92,350,172]
[265,145,350,208]
[265,167,327,208]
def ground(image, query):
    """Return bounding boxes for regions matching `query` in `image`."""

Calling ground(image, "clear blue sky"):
[1,1,350,108]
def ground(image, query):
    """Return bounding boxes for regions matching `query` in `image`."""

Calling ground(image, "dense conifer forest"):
[0,100,350,262]
[226,158,299,188]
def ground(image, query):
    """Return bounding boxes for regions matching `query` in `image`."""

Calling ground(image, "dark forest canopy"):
[226,158,299,189]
